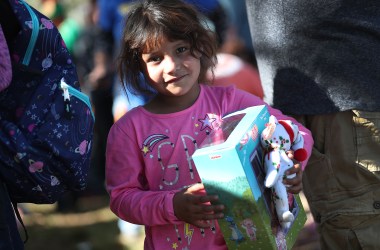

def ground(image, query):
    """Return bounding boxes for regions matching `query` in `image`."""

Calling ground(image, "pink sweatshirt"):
[106,85,313,250]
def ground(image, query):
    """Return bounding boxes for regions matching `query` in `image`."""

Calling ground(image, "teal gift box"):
[192,105,306,250]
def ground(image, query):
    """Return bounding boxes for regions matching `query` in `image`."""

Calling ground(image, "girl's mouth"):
[165,75,186,84]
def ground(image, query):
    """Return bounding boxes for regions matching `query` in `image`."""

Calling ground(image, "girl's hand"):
[173,183,225,228]
[283,151,303,194]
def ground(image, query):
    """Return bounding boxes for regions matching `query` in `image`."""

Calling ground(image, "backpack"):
[0,0,94,204]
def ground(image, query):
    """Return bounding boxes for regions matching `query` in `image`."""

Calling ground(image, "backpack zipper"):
[21,1,39,66]
[60,79,95,120]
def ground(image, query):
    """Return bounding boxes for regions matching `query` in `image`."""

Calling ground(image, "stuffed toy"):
[260,115,307,229]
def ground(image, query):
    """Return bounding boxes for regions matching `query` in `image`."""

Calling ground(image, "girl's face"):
[141,38,201,99]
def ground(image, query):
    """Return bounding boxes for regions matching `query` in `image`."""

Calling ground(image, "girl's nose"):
[163,56,179,74]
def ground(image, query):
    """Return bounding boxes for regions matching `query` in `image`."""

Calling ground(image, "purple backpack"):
[0,0,94,204]
[0,24,12,91]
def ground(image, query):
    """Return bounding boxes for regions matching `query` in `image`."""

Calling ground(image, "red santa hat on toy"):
[278,120,308,162]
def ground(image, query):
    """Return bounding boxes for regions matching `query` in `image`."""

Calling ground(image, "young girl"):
[106,0,313,249]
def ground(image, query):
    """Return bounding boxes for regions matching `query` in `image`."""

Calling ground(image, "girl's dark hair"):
[117,0,218,98]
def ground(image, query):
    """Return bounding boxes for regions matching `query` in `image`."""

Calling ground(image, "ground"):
[19,192,319,250]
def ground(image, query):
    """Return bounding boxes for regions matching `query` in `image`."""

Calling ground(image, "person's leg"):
[294,111,380,249]
[88,85,114,193]
[319,214,380,249]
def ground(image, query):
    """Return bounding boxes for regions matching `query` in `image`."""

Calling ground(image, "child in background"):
[105,0,313,249]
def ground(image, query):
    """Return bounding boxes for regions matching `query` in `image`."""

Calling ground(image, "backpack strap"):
[11,201,29,244]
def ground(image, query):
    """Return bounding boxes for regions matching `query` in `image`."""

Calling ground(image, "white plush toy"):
[260,115,307,229]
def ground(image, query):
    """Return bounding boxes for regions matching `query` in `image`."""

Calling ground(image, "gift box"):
[192,105,307,250]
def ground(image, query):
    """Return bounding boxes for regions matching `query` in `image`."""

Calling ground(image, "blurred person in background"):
[205,0,263,99]
[72,0,113,199]
[89,0,149,123]
[208,52,263,100]
[218,0,257,67]
[88,0,147,243]
[40,0,81,54]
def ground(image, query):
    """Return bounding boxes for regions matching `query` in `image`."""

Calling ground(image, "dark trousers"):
[88,86,114,192]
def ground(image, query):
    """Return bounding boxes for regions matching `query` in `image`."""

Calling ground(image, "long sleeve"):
[106,122,180,226]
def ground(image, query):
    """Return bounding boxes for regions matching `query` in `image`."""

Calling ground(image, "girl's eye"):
[177,46,188,53]
[148,56,161,63]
